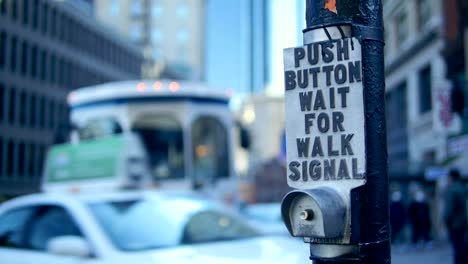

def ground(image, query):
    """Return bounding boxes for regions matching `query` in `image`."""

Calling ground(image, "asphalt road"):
[391,243,452,264]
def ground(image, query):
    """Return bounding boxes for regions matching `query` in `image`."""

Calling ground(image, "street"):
[391,243,452,264]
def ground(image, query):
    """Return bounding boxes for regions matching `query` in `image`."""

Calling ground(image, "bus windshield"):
[132,114,184,180]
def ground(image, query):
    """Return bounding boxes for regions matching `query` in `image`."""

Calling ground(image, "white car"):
[241,203,289,236]
[0,191,309,264]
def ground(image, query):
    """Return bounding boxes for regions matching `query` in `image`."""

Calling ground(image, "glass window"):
[30,93,36,127]
[31,45,38,78]
[0,0,6,15]
[395,11,408,48]
[39,96,45,128]
[50,9,57,38]
[182,210,258,245]
[11,0,18,21]
[0,31,5,69]
[18,142,25,176]
[79,117,123,141]
[22,0,29,25]
[20,41,28,75]
[28,143,35,176]
[176,4,189,19]
[151,5,163,18]
[41,2,49,33]
[8,88,16,124]
[10,36,17,73]
[192,117,229,184]
[130,22,143,42]
[27,206,82,251]
[40,49,47,81]
[176,30,188,43]
[110,0,120,16]
[0,207,36,249]
[0,137,3,175]
[50,54,56,83]
[6,140,15,176]
[131,0,142,17]
[132,114,184,180]
[19,91,27,126]
[0,83,4,122]
[32,0,39,30]
[49,99,55,129]
[151,29,162,44]
[419,66,432,114]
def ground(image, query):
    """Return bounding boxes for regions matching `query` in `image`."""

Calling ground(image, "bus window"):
[192,116,229,184]
[132,115,184,180]
[79,117,122,141]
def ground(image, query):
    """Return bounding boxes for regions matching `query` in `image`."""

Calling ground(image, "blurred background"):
[0,0,467,262]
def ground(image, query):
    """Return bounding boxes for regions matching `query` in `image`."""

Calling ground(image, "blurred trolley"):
[43,80,241,203]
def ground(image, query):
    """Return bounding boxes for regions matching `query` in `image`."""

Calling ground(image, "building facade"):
[384,0,451,181]
[95,0,205,80]
[0,0,143,196]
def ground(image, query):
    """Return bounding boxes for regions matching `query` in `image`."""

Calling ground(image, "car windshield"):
[88,198,259,252]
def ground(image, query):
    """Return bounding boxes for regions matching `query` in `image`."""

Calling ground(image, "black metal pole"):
[304,1,390,263]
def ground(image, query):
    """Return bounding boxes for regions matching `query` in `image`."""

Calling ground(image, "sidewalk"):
[391,243,452,264]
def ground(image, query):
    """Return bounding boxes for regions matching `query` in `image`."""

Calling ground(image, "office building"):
[95,0,205,80]
[0,0,143,196]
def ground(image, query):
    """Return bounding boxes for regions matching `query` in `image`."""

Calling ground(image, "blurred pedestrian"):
[390,191,406,243]
[443,169,467,264]
[408,190,432,246]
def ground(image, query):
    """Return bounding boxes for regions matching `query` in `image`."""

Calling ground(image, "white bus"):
[43,80,246,203]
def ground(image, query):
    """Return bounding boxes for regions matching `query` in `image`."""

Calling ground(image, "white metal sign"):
[284,37,366,190]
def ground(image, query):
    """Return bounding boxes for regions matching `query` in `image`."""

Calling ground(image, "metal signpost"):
[281,0,389,263]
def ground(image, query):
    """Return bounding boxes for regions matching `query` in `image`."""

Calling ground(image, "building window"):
[387,82,407,130]
[10,36,17,73]
[31,45,38,79]
[40,49,47,81]
[50,55,56,84]
[419,65,432,114]
[110,0,120,16]
[11,0,18,21]
[176,4,189,19]
[152,5,163,18]
[18,142,25,177]
[19,91,27,126]
[131,0,143,17]
[151,29,162,44]
[0,137,3,176]
[20,41,28,75]
[50,9,57,38]
[395,11,408,48]
[130,22,143,42]
[41,2,49,33]
[176,30,188,43]
[32,0,39,30]
[0,31,6,69]
[417,0,431,30]
[30,93,36,128]
[0,0,6,15]
[39,96,45,128]
[6,140,15,176]
[49,99,55,129]
[0,83,4,122]
[8,88,16,124]
[28,143,35,176]
[22,0,29,25]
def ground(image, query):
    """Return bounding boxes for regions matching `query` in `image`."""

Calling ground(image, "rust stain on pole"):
[324,0,337,14]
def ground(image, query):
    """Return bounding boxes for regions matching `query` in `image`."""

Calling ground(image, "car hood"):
[119,236,309,264]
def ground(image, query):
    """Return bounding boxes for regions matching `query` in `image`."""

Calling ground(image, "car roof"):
[0,190,219,213]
